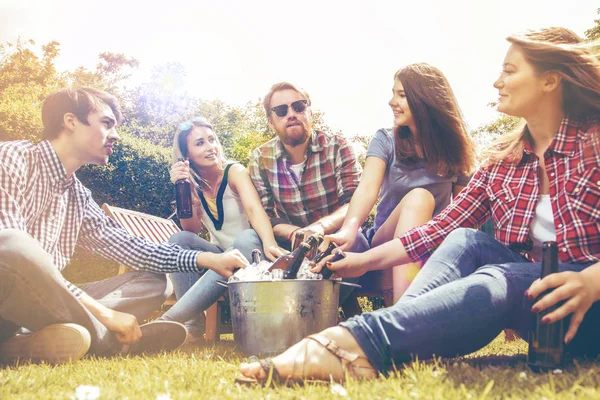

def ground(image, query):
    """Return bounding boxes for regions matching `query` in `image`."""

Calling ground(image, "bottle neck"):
[540,241,558,278]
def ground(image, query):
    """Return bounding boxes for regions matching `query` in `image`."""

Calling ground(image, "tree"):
[120,63,199,148]
[67,52,139,94]
[585,8,600,41]
[0,39,65,142]
[471,102,522,161]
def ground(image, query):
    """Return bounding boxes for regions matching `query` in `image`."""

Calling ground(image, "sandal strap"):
[307,334,359,363]
[259,357,281,382]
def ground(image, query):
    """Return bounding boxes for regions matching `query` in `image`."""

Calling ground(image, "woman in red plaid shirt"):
[238,27,600,383]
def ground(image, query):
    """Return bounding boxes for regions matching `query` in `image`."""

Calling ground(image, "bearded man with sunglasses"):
[244,82,369,302]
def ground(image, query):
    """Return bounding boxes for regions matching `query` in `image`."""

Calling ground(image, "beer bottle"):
[251,249,262,264]
[175,158,193,219]
[282,235,321,279]
[269,236,319,277]
[315,242,338,279]
[315,242,337,264]
[527,241,564,372]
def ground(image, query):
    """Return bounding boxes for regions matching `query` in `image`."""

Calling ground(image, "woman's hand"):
[170,159,190,184]
[312,251,368,278]
[527,269,600,344]
[319,227,358,252]
[262,242,287,262]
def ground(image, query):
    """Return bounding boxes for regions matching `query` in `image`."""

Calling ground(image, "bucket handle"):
[215,280,229,288]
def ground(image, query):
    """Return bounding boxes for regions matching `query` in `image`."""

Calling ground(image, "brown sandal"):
[234,333,376,386]
[235,357,283,386]
[307,334,376,381]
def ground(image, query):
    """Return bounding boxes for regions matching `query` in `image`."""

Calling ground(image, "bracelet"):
[288,228,300,242]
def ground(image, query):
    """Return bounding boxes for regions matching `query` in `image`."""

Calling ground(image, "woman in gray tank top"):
[322,63,476,302]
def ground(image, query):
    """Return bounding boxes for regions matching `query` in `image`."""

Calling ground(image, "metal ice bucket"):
[217,279,358,356]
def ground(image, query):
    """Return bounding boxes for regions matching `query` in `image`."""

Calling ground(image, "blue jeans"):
[341,228,600,372]
[0,229,171,356]
[161,229,370,331]
[160,230,262,333]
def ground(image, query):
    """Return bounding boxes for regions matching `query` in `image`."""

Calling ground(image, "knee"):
[0,229,56,275]
[442,227,491,249]
[168,231,200,248]
[446,227,486,242]
[232,229,262,250]
[142,272,173,303]
[399,188,435,215]
[0,229,37,257]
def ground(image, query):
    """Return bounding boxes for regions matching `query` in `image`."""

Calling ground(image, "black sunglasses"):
[270,100,308,118]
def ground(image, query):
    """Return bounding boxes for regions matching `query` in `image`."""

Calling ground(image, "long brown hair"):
[484,27,600,165]
[393,63,475,177]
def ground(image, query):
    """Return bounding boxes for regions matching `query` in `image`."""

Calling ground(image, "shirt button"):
[574,188,580,193]
[562,247,567,253]
[550,172,555,177]
[597,181,600,186]
[558,223,563,228]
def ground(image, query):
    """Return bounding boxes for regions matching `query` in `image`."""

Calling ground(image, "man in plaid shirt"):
[238,82,368,307]
[247,82,366,250]
[0,88,248,364]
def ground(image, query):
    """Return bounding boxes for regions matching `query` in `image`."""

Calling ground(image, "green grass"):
[1,333,599,399]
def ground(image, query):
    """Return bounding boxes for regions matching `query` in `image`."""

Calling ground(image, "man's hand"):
[527,270,600,344]
[296,222,326,244]
[201,250,249,278]
[312,251,369,278]
[97,309,142,344]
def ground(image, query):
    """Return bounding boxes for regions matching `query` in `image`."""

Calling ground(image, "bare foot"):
[238,326,376,383]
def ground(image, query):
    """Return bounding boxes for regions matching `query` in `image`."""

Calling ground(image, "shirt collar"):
[521,117,581,157]
[38,140,75,191]
[274,130,325,160]
[550,117,581,156]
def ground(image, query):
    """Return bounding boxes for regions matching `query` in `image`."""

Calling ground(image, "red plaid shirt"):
[400,117,600,264]
[249,130,361,227]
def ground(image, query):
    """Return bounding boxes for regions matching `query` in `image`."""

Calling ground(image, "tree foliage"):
[585,8,600,41]
[0,39,65,142]
[67,52,139,94]
[472,102,522,160]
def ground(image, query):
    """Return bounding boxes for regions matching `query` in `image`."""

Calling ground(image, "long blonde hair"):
[172,117,229,195]
[484,27,600,165]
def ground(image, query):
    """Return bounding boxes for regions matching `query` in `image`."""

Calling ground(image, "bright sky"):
[1,0,598,138]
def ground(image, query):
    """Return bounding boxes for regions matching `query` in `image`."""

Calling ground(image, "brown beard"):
[278,119,312,147]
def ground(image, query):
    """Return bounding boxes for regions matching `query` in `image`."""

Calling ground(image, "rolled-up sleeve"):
[78,198,201,273]
[399,167,491,262]
[334,137,362,206]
